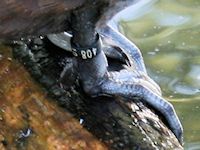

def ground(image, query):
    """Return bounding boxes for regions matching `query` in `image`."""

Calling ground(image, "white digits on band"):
[86,49,92,58]
[72,48,78,56]
[92,48,97,56]
[81,50,87,59]
[71,33,101,59]
[80,48,97,59]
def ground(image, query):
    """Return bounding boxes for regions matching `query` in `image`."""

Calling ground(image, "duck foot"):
[71,28,183,144]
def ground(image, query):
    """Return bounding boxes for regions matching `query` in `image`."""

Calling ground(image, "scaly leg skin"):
[70,6,183,145]
[47,29,162,95]
[99,25,162,96]
[99,25,147,74]
[101,70,183,144]
[47,25,146,74]
[76,45,183,144]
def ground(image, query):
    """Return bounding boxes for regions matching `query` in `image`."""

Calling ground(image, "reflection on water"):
[119,0,200,149]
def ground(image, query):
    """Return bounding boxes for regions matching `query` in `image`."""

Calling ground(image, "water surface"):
[118,0,200,149]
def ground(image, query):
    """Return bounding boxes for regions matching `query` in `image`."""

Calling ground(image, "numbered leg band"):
[71,34,102,60]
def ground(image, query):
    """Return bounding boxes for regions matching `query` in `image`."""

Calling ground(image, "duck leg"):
[99,25,147,74]
[70,6,183,144]
[99,25,162,95]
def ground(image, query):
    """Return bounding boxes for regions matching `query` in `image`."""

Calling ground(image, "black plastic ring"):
[70,34,101,59]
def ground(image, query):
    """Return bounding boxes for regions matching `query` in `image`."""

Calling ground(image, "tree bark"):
[0,36,183,150]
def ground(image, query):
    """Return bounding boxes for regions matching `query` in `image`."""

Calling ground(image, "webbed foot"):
[100,69,183,144]
[49,27,183,144]
[74,32,183,144]
[50,8,183,143]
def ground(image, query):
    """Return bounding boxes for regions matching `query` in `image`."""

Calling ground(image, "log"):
[0,0,84,39]
[0,44,108,150]
[0,36,183,149]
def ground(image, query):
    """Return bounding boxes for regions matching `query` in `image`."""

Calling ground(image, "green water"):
[120,0,200,149]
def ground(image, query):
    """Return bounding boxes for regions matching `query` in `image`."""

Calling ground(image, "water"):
[118,0,200,149]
